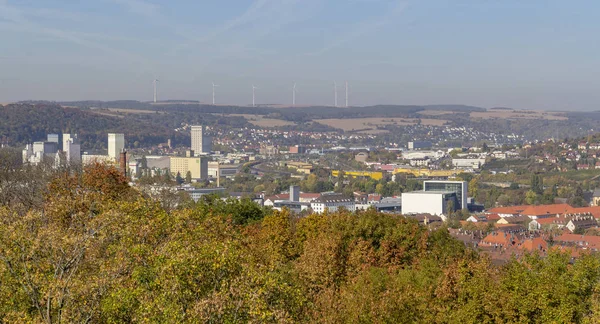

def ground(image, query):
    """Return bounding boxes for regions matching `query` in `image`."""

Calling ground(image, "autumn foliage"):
[2,163,600,322]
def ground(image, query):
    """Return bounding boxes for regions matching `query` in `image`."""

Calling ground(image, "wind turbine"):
[334,82,338,107]
[153,78,159,103]
[292,82,297,107]
[252,85,258,107]
[212,82,219,105]
[345,81,349,107]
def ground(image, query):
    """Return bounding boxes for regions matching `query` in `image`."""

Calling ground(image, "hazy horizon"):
[1,0,600,111]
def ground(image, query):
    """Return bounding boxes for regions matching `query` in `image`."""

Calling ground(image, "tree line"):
[1,161,600,322]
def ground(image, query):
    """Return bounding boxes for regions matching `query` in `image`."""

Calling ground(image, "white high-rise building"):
[108,133,125,160]
[63,134,75,151]
[64,138,81,163]
[191,126,212,154]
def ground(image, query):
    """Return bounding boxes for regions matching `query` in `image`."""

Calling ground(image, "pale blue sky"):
[0,0,599,110]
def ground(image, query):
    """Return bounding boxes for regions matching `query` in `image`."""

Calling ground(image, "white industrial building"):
[423,180,468,210]
[451,158,486,169]
[63,134,81,164]
[108,133,124,161]
[401,191,458,216]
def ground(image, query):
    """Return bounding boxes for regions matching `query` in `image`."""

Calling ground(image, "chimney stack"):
[119,149,127,178]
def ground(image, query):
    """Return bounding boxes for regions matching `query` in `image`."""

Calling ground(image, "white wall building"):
[108,133,124,161]
[401,191,457,216]
[452,158,486,169]
[310,194,355,214]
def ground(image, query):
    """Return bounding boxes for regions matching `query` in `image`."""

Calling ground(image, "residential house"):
[577,164,591,170]
[517,237,548,252]
[480,232,520,248]
[466,214,488,222]
[529,216,570,231]
[408,214,443,226]
[591,189,600,206]
[553,234,600,251]
[565,215,597,233]
[496,215,530,226]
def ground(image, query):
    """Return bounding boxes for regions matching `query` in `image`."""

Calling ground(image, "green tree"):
[185,170,192,183]
[175,171,184,185]
[526,190,538,205]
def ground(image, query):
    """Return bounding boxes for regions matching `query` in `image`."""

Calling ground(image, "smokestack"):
[119,149,127,178]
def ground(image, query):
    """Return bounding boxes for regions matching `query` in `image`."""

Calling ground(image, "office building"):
[170,157,208,180]
[108,133,125,160]
[423,180,468,210]
[401,191,458,216]
[191,125,212,154]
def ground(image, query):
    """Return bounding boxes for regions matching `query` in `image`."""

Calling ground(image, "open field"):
[357,129,390,134]
[471,110,567,121]
[225,114,297,127]
[417,110,459,116]
[107,108,159,114]
[314,117,448,132]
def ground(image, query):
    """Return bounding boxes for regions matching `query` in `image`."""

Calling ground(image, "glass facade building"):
[423,180,468,210]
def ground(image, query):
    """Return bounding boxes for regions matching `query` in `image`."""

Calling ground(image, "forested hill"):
[0,103,185,150]
[46,100,486,120]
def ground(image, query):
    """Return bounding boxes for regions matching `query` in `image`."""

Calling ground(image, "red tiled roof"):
[487,205,528,215]
[481,232,520,246]
[534,216,569,225]
[554,234,600,250]
[518,237,548,251]
[520,204,573,216]
[568,207,600,219]
[486,213,501,221]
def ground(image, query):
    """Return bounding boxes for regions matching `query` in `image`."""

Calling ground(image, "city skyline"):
[1,1,600,110]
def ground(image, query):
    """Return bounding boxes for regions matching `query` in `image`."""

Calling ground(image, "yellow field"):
[314,117,448,131]
[417,110,457,116]
[471,109,567,121]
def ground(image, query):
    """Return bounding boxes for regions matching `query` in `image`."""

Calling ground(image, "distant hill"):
[0,103,186,150]
[422,104,486,112]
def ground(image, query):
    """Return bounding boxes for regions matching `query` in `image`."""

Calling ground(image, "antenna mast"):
[252,85,257,107]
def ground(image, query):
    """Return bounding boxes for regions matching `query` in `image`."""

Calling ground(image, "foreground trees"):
[2,163,600,322]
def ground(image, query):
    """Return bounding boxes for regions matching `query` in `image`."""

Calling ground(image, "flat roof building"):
[423,180,468,210]
[170,156,209,180]
[401,191,458,216]
[191,125,212,154]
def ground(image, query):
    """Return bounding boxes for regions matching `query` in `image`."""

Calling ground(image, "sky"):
[0,0,599,110]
